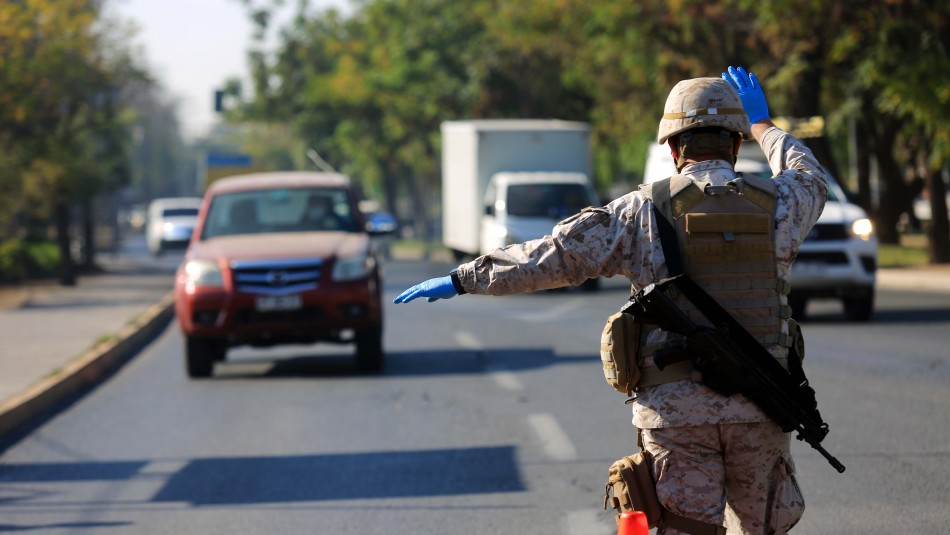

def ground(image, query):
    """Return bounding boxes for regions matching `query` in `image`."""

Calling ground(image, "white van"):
[642,142,878,321]
[147,197,203,256]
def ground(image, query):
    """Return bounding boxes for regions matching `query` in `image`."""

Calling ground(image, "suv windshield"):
[506,183,591,218]
[202,187,358,238]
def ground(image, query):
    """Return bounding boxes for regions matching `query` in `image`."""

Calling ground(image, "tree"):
[228,0,950,263]
[0,0,147,283]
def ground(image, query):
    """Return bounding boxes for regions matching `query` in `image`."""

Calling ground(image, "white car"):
[644,142,878,321]
[147,197,202,256]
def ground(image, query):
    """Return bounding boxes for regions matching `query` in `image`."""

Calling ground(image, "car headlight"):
[183,260,223,291]
[332,254,375,281]
[851,218,874,241]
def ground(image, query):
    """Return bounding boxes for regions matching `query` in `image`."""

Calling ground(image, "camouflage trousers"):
[642,421,805,534]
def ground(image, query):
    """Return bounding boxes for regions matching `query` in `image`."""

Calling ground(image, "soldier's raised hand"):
[723,66,770,124]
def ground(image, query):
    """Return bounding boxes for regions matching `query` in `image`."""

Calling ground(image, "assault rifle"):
[624,274,846,473]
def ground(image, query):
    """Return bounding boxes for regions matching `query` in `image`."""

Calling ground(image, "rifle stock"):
[628,275,846,473]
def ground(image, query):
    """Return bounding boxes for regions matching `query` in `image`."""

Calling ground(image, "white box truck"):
[441,119,598,261]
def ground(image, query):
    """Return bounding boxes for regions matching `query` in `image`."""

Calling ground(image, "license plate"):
[255,294,302,312]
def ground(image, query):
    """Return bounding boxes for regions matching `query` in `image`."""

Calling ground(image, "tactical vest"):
[637,174,793,387]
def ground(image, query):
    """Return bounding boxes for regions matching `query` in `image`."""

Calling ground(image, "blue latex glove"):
[393,276,458,303]
[722,65,770,124]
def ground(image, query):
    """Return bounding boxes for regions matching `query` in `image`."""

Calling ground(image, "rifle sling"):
[652,177,684,276]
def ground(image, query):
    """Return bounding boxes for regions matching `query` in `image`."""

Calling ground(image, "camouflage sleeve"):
[760,126,829,263]
[455,192,662,295]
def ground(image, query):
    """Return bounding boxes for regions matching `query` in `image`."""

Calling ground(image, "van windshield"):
[506,183,591,219]
[162,207,199,218]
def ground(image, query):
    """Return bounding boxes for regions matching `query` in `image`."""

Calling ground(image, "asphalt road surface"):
[1,255,948,534]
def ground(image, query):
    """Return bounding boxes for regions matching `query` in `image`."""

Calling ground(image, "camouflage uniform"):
[456,126,827,534]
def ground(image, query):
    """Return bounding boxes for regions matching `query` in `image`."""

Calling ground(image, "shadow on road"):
[800,307,950,325]
[212,348,596,380]
[0,446,525,506]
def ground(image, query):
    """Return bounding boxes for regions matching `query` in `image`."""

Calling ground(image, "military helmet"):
[657,77,752,144]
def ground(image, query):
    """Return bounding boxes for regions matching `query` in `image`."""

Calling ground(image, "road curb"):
[0,292,176,440]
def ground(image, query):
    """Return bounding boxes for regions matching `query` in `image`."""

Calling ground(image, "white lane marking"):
[485,364,524,391]
[454,330,482,349]
[509,297,584,323]
[565,509,612,535]
[139,460,189,476]
[528,413,577,461]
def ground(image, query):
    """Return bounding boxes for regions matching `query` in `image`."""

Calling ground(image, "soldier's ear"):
[668,140,679,160]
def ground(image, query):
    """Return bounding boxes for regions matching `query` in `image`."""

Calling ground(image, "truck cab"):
[480,172,599,254]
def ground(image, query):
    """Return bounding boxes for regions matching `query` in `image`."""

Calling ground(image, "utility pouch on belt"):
[604,433,727,535]
[600,310,648,395]
[604,450,662,526]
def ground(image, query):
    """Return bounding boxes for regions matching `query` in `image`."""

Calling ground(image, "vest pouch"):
[604,451,662,527]
[600,311,645,395]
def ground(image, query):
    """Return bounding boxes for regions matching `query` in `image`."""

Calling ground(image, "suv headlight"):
[183,260,224,291]
[332,254,375,281]
[851,218,874,241]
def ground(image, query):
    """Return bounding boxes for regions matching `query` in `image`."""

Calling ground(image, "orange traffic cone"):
[617,511,649,535]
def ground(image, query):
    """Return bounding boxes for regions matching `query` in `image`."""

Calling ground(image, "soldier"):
[394,66,827,534]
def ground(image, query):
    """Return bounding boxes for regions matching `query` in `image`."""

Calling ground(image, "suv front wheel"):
[844,287,875,322]
[355,325,384,372]
[185,336,226,378]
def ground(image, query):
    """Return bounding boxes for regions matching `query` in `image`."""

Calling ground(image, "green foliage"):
[0,0,146,241]
[230,0,950,257]
[878,243,929,268]
[0,240,60,282]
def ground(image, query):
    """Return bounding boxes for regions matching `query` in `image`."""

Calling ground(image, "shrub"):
[0,239,60,282]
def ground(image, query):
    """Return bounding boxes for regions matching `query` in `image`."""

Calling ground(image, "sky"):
[111,0,349,140]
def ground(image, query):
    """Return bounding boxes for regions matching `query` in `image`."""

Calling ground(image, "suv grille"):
[806,223,849,241]
[795,251,849,265]
[230,258,324,295]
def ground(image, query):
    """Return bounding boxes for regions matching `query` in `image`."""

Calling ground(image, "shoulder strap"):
[651,177,684,276]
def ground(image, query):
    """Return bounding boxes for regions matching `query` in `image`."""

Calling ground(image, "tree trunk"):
[927,166,950,263]
[418,171,436,258]
[866,113,923,245]
[55,201,76,286]
[852,115,874,216]
[80,198,99,272]
[789,47,843,183]
[872,142,906,245]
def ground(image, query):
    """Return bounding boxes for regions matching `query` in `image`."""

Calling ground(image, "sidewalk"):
[0,253,175,440]
[1,254,948,441]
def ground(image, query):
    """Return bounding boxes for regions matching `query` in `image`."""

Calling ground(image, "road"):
[1,254,949,534]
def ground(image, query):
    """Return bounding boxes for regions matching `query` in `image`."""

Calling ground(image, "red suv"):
[174,172,386,377]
